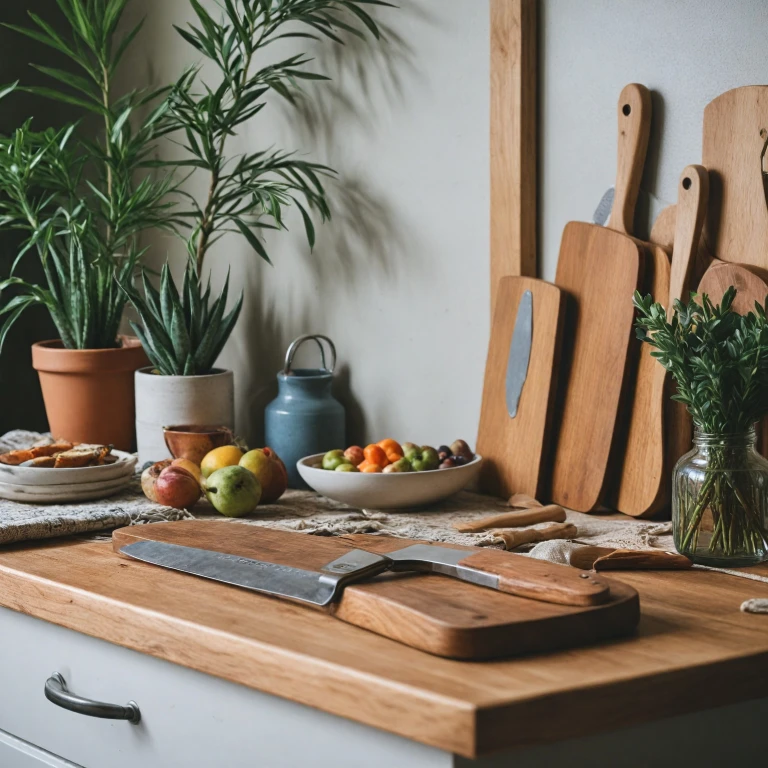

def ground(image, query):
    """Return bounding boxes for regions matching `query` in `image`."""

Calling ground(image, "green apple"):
[401,442,419,456]
[383,457,413,473]
[205,465,262,517]
[335,463,359,472]
[407,446,440,472]
[322,449,349,470]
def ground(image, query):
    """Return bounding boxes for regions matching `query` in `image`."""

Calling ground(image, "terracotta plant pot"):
[31,336,149,451]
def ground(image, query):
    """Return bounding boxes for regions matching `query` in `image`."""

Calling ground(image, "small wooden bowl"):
[163,425,234,465]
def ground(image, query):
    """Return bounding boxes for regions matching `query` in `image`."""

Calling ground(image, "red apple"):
[141,459,172,503]
[155,465,201,509]
[343,446,365,467]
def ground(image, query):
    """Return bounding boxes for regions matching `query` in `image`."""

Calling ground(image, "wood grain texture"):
[698,260,768,456]
[477,277,565,500]
[112,521,636,658]
[453,503,566,532]
[599,82,665,518]
[3,534,768,756]
[607,84,652,235]
[490,522,577,550]
[702,85,768,269]
[614,166,707,518]
[490,0,537,305]
[649,204,713,288]
[551,222,644,511]
[458,546,610,605]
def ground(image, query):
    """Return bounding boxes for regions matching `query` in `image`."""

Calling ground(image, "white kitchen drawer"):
[0,729,82,768]
[0,606,448,768]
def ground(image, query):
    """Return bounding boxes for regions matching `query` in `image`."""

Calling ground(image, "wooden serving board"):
[702,85,768,270]
[477,276,565,499]
[112,521,639,660]
[549,85,646,512]
[550,224,643,512]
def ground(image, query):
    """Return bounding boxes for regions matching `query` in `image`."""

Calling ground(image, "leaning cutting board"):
[702,85,768,270]
[477,276,565,499]
[550,85,647,512]
[614,166,708,517]
[113,521,639,660]
[606,84,674,518]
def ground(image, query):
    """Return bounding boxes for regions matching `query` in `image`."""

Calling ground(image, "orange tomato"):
[360,462,383,473]
[364,444,389,467]
[377,438,403,464]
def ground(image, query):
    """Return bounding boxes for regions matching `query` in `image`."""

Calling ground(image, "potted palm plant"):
[124,0,390,463]
[0,0,180,449]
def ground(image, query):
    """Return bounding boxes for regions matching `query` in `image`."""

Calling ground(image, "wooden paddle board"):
[605,84,672,518]
[113,521,639,660]
[550,85,646,512]
[702,85,768,270]
[477,276,565,499]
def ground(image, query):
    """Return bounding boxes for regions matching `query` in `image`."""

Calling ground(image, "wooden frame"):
[490,0,537,308]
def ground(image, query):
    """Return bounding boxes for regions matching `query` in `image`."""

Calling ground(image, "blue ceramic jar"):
[265,335,345,488]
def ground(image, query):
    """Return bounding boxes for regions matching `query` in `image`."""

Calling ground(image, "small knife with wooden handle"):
[119,540,611,608]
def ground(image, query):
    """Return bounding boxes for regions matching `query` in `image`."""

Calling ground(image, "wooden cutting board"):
[477,276,565,499]
[550,86,646,512]
[702,85,768,269]
[112,521,639,660]
[607,84,672,518]
[614,166,708,517]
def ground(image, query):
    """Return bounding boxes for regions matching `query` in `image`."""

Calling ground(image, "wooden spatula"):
[477,276,565,499]
[549,85,647,512]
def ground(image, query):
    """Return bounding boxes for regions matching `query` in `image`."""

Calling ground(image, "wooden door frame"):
[490,0,537,308]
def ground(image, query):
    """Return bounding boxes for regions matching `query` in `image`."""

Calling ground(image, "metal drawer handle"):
[45,673,141,724]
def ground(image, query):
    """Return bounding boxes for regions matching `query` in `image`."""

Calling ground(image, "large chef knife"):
[119,539,610,608]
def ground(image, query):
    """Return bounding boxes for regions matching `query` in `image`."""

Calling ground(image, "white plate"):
[296,453,483,510]
[0,450,136,487]
[0,474,133,503]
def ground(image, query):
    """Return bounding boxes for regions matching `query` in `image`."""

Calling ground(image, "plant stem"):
[195,30,257,274]
[101,63,113,244]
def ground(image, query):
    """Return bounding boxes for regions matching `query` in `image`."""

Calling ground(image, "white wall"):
[128,0,490,449]
[540,0,768,278]
[129,0,768,451]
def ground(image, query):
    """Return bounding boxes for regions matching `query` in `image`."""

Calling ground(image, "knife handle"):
[457,550,611,606]
[607,83,652,236]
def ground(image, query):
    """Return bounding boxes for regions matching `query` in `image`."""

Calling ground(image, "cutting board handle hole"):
[682,177,692,190]
[622,103,631,116]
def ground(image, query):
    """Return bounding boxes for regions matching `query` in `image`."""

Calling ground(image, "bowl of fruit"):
[297,439,481,510]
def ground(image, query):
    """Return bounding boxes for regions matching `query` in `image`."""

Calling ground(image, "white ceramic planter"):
[135,368,235,466]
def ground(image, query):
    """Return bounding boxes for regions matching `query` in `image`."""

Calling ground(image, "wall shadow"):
[0,4,82,433]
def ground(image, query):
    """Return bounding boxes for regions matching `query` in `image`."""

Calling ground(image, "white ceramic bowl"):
[0,450,136,487]
[297,453,482,510]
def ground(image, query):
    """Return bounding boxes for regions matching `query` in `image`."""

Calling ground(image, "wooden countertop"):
[1,535,768,758]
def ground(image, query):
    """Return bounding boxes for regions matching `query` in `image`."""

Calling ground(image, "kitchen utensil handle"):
[45,672,141,724]
[607,83,652,235]
[668,164,709,313]
[284,334,337,374]
[457,550,611,606]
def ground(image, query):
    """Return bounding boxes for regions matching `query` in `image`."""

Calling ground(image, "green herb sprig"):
[633,287,768,434]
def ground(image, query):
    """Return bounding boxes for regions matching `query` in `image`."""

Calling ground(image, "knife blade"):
[505,289,533,418]
[119,540,610,608]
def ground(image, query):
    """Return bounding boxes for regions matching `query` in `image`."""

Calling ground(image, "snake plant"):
[0,0,181,350]
[121,262,242,376]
